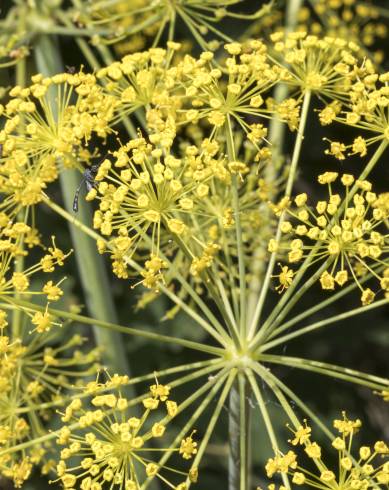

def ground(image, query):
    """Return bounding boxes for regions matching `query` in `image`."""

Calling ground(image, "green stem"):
[41,195,228,346]
[248,90,312,339]
[239,372,250,490]
[253,258,331,347]
[265,265,384,341]
[258,298,388,352]
[12,359,220,415]
[34,34,133,389]
[39,25,112,37]
[246,369,291,489]
[228,373,252,490]
[247,0,304,322]
[257,363,335,439]
[228,380,240,490]
[258,354,389,390]
[250,362,300,429]
[190,369,237,488]
[2,297,225,357]
[13,33,27,339]
[226,116,247,339]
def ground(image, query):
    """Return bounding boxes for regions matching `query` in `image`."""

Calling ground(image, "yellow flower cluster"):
[264,413,389,489]
[269,31,361,97]
[179,41,276,140]
[0,71,117,218]
[0,312,100,488]
[0,233,71,309]
[272,173,389,304]
[322,65,389,156]
[307,0,387,63]
[88,135,229,287]
[96,45,182,124]
[56,377,197,489]
[75,0,267,55]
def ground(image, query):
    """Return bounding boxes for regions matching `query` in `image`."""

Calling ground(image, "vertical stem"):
[248,90,312,340]
[247,0,304,320]
[228,373,251,490]
[190,370,236,488]
[264,0,304,187]
[226,116,247,338]
[246,369,291,489]
[13,32,27,339]
[239,372,250,490]
[34,34,132,391]
[228,381,240,490]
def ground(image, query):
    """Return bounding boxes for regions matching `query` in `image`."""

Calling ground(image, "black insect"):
[73,162,100,213]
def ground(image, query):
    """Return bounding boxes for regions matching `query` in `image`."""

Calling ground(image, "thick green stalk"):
[34,35,132,386]
[228,382,240,490]
[228,374,252,490]
[12,36,27,339]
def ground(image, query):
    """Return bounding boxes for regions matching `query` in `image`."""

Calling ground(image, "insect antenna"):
[73,176,86,213]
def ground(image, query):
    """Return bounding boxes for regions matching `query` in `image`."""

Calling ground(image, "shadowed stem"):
[12,39,27,339]
[34,34,133,393]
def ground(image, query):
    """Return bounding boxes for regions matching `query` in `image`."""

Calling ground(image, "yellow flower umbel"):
[323,66,389,156]
[0,234,71,305]
[55,377,196,489]
[179,40,277,145]
[74,0,270,54]
[88,135,227,287]
[0,310,100,488]
[0,222,99,487]
[269,31,360,99]
[275,172,389,304]
[0,153,59,220]
[0,71,116,166]
[309,0,387,64]
[264,413,389,489]
[96,46,182,126]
